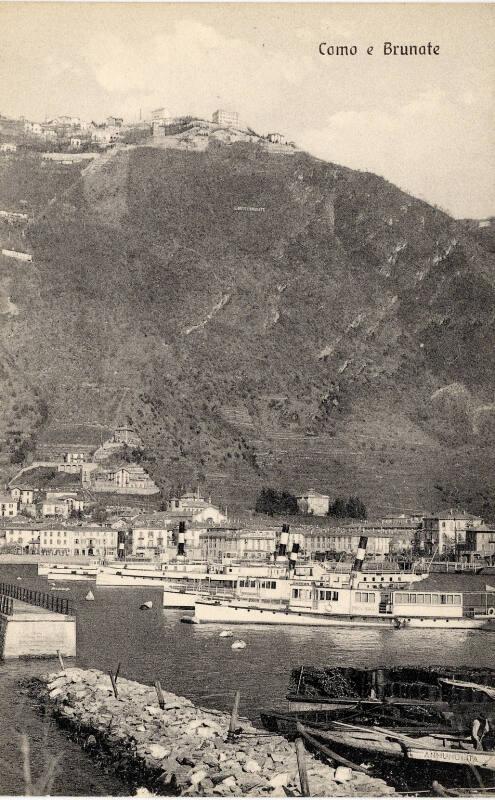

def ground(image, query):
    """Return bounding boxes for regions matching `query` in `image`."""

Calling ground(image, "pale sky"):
[0,3,493,217]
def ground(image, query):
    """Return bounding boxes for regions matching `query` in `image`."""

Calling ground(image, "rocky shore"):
[34,668,395,796]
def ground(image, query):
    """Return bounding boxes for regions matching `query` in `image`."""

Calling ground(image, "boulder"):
[147,743,171,760]
[49,687,64,699]
[334,766,353,783]
[243,759,261,773]
[190,769,209,786]
[269,773,290,788]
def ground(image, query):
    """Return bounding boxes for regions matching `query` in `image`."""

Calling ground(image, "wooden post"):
[109,671,119,698]
[227,690,241,741]
[155,680,165,709]
[295,737,310,796]
[57,650,65,670]
[114,662,121,683]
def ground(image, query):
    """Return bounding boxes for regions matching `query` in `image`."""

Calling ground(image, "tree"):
[91,504,108,524]
[255,487,298,516]
[328,497,348,518]
[346,496,367,519]
[328,495,367,519]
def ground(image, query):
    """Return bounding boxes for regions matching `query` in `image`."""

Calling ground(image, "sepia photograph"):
[0,1,494,797]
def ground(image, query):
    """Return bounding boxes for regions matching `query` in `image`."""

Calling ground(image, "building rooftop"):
[427,509,483,521]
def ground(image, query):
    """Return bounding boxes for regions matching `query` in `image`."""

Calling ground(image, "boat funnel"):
[351,535,368,578]
[288,533,300,571]
[177,521,186,557]
[278,524,289,558]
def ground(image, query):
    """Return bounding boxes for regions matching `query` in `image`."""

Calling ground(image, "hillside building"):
[41,492,84,518]
[10,486,35,505]
[1,248,32,262]
[0,143,17,153]
[168,492,226,524]
[92,462,159,495]
[0,494,18,517]
[296,489,330,516]
[212,109,239,128]
[267,132,286,144]
[113,426,142,447]
[151,108,170,123]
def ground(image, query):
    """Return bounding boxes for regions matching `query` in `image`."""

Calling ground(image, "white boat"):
[162,562,425,610]
[42,562,101,581]
[193,581,495,630]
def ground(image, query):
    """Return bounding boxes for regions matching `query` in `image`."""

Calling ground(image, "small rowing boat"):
[301,721,495,770]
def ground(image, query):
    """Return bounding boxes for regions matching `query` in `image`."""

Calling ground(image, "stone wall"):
[34,667,395,797]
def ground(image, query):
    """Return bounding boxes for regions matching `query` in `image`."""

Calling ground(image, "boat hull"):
[194,601,395,627]
[163,589,197,609]
[396,616,495,630]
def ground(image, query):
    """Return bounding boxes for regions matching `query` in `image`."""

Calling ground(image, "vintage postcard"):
[0,2,494,797]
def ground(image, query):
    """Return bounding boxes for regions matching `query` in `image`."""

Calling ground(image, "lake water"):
[1,563,494,795]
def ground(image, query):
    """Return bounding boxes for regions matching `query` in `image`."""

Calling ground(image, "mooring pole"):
[295,737,310,796]
[57,650,65,670]
[155,680,165,709]
[109,671,119,698]
[227,690,241,741]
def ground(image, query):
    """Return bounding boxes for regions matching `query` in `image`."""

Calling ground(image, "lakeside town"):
[1,421,494,566]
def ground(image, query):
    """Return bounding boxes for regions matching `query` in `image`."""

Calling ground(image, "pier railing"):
[0,583,73,616]
[0,594,14,616]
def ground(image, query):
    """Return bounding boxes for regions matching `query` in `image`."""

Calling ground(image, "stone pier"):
[0,597,76,659]
[34,668,395,796]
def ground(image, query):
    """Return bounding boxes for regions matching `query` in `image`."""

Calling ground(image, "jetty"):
[33,667,395,796]
[0,583,75,659]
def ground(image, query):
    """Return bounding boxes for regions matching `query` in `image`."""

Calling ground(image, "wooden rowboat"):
[300,721,495,770]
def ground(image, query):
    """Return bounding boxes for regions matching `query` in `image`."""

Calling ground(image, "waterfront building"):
[200,527,277,561]
[2,520,40,552]
[297,526,392,559]
[418,510,484,554]
[38,525,117,557]
[457,525,495,561]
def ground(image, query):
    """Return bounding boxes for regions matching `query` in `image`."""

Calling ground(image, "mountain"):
[1,138,494,517]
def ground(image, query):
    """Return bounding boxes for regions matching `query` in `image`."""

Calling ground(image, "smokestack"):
[352,535,368,574]
[288,533,300,571]
[177,520,186,556]
[278,524,289,558]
